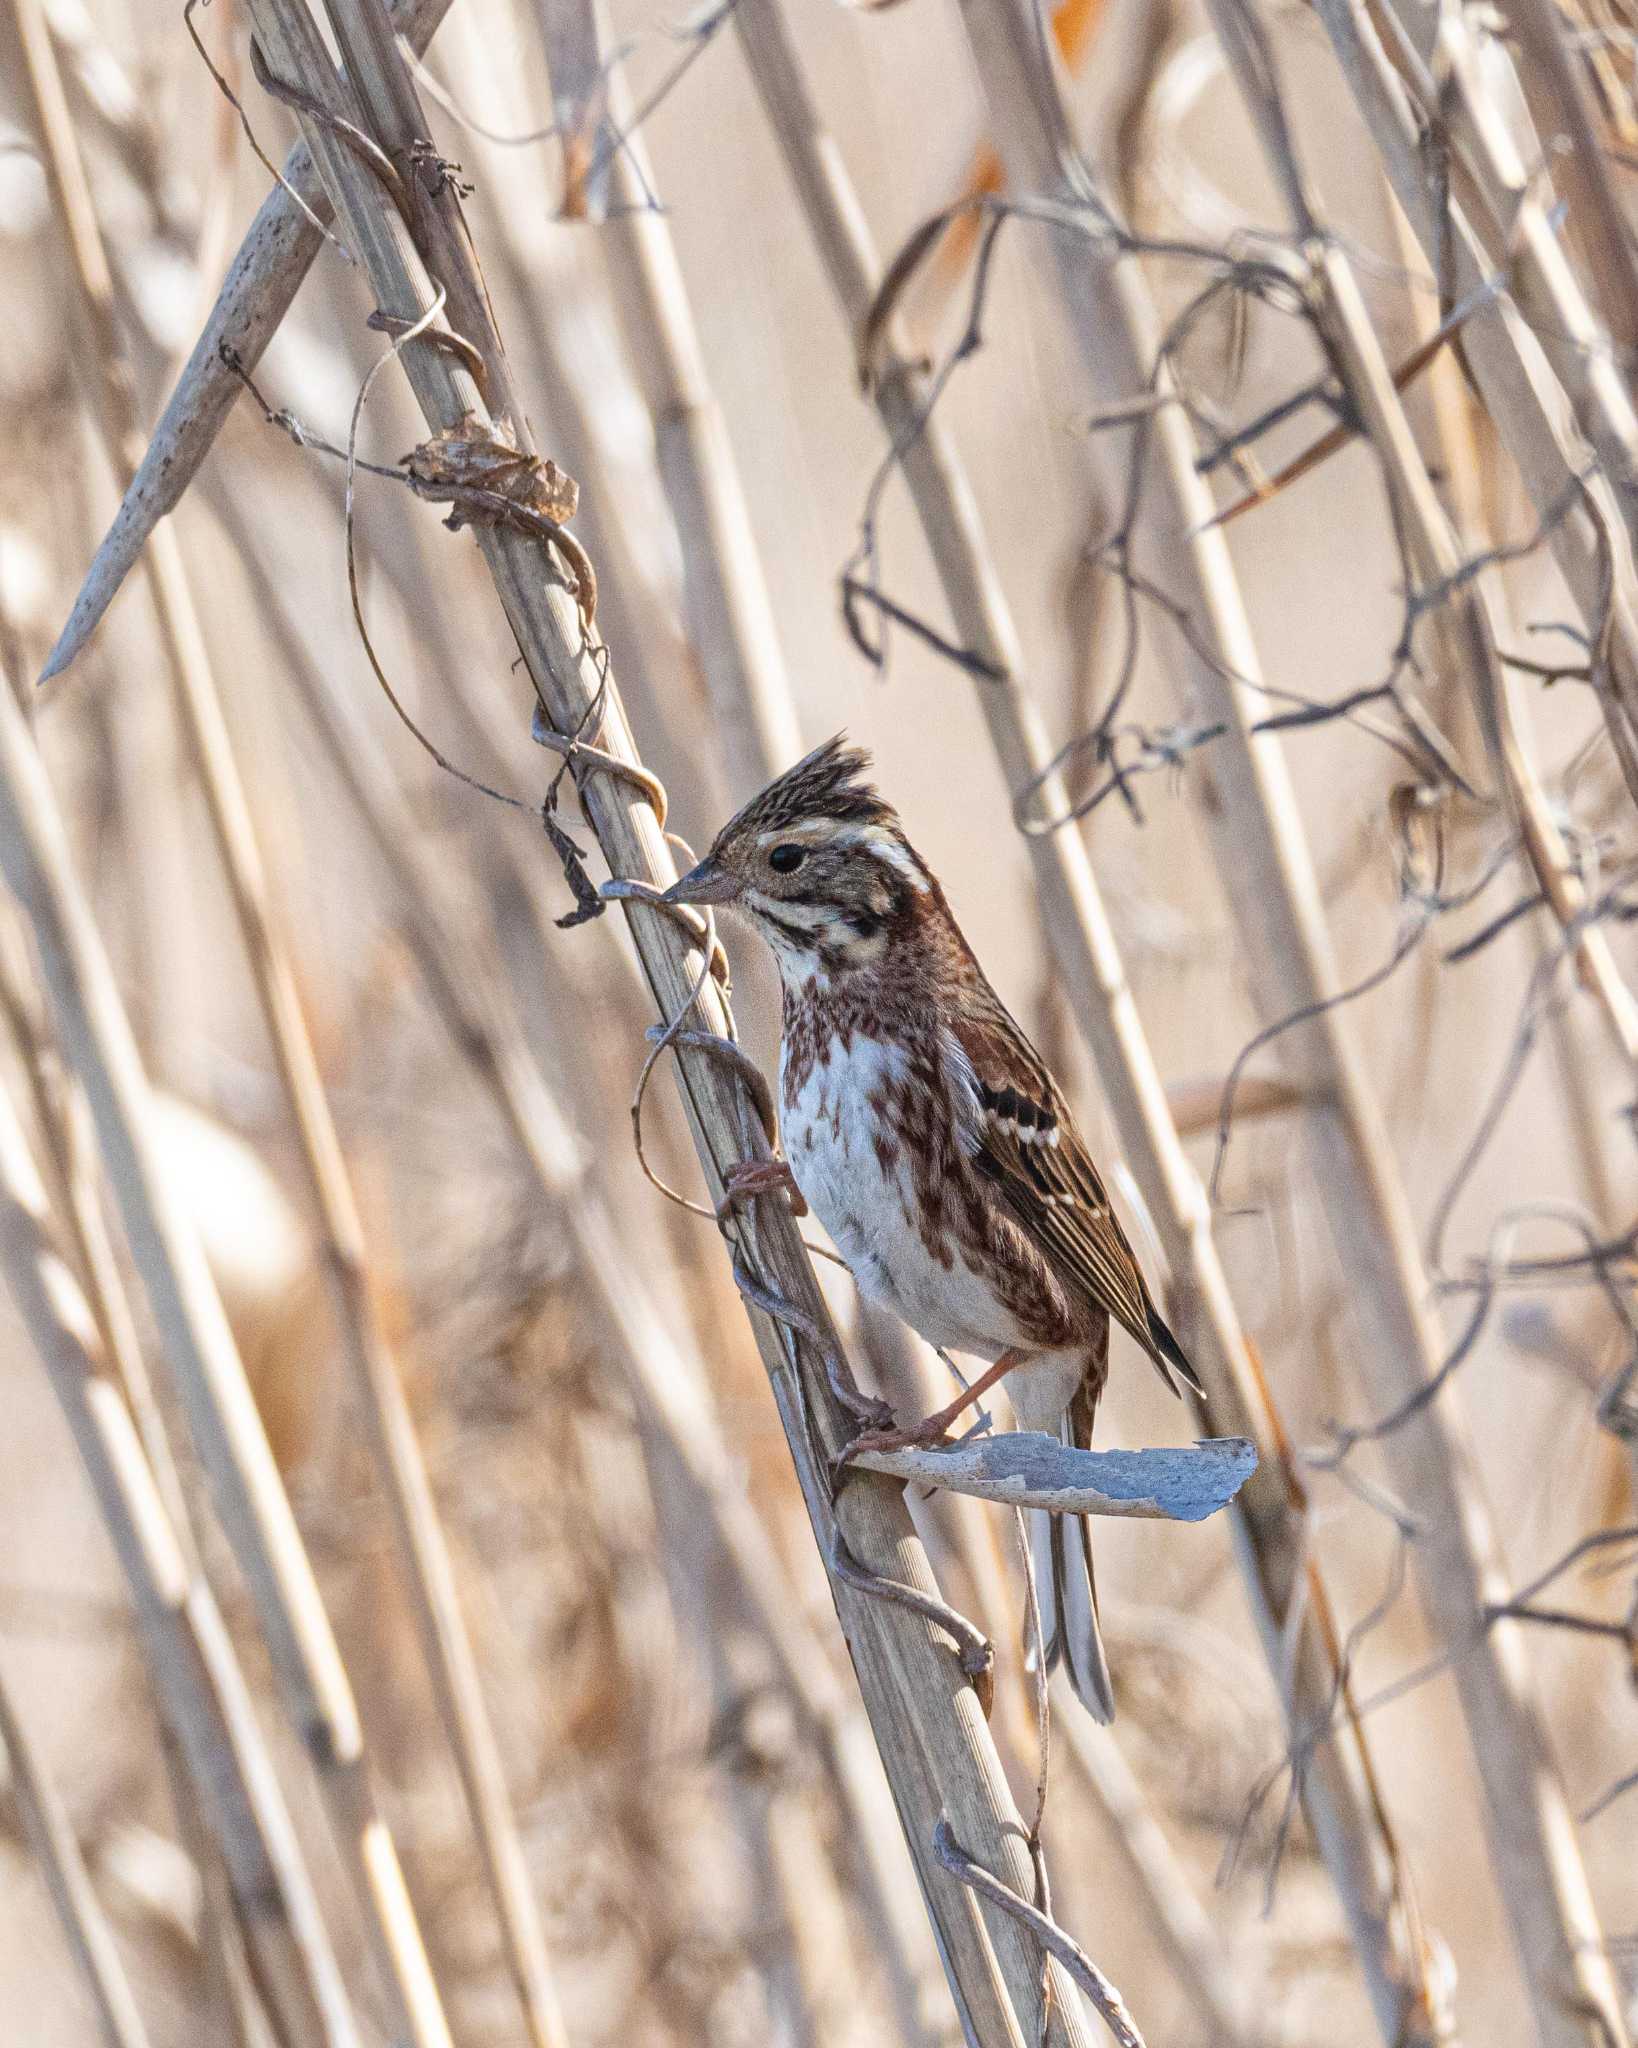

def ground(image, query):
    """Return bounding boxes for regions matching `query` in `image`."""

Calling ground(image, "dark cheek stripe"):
[762,910,822,949]
[755,872,911,957]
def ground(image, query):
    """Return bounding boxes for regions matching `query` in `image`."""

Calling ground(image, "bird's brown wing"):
[945,998,1200,1397]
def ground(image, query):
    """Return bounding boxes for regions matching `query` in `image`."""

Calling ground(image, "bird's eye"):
[769,844,807,874]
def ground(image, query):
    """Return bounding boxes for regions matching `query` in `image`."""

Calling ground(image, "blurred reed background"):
[0,0,1635,2039]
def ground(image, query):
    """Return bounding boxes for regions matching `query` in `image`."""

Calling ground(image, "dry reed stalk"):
[0,911,196,1539]
[0,1026,358,2048]
[159,1751,280,2048]
[953,0,1630,2037]
[1227,0,1638,1776]
[1372,59,1634,1234]
[1432,28,1638,450]
[218,487,952,2048]
[0,917,279,2031]
[1204,0,1638,1071]
[410,1,704,753]
[1505,0,1638,346]
[1387,182,1636,1425]
[1312,0,1638,808]
[464,179,699,753]
[14,8,568,2036]
[0,644,448,2042]
[0,1650,153,2048]
[1361,0,1638,1705]
[530,0,803,800]
[0,597,346,2048]
[727,4,1443,2037]
[229,0,1118,2033]
[182,837,571,2047]
[0,879,321,2045]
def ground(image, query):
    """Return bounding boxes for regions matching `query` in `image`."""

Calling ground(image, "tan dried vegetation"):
[0,0,1634,2041]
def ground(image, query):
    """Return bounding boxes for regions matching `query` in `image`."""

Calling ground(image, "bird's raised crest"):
[718,735,896,845]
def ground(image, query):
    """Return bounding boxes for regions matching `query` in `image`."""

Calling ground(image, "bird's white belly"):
[781,1035,1025,1361]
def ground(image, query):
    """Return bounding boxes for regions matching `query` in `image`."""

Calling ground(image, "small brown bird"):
[665,738,1198,1720]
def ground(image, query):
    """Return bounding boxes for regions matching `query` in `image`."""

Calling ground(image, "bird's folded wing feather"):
[942,1005,1167,1376]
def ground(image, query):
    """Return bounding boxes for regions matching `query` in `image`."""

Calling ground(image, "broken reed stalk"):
[727,3,1444,2036]
[37,0,456,684]
[13,6,567,2038]
[0,1648,153,2048]
[953,0,1629,2037]
[220,491,951,2047]
[233,0,1108,2035]
[530,0,802,799]
[850,1434,1255,1517]
[0,976,359,2048]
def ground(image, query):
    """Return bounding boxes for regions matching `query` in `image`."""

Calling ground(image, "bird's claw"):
[717,1156,808,1219]
[837,1413,953,1467]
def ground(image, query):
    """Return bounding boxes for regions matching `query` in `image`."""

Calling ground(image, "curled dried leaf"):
[403,413,579,524]
[402,413,596,621]
[542,804,605,928]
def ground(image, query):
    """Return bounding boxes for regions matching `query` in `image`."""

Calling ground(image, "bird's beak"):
[661,857,741,907]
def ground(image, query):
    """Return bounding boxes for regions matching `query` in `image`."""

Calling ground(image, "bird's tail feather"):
[1027,1486,1114,1723]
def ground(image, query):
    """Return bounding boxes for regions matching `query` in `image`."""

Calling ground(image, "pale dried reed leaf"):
[849,1433,1257,1521]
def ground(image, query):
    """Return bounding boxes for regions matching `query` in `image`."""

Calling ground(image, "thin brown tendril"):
[184,0,354,263]
[342,287,527,813]
[627,945,723,1219]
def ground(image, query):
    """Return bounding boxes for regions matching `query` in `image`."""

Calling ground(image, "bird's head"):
[663,737,932,979]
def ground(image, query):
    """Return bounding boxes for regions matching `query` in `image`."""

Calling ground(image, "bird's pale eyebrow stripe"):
[834,825,929,890]
[754,822,831,849]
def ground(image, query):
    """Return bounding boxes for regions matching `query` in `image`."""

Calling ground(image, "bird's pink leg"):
[843,1349,1027,1457]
